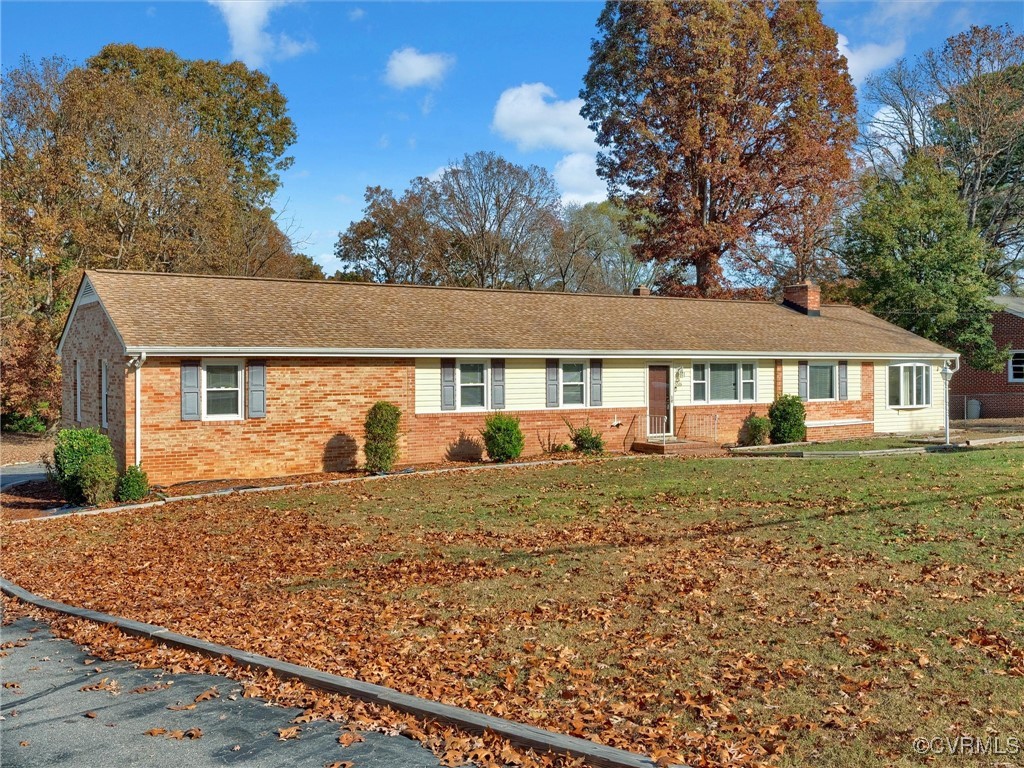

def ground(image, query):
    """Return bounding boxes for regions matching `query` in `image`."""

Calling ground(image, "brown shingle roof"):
[81,270,953,357]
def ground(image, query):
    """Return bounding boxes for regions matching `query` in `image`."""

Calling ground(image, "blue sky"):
[3,1,1021,274]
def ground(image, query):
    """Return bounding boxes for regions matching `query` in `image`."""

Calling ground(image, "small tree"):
[481,413,525,462]
[768,396,806,444]
[364,401,401,474]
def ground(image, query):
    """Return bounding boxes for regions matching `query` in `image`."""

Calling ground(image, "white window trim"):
[887,362,932,410]
[807,361,838,402]
[200,358,244,421]
[1009,350,1024,383]
[456,359,489,412]
[692,361,758,404]
[560,359,589,409]
[100,360,108,429]
[74,359,82,422]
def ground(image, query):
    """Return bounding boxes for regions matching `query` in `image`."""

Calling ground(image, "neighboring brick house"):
[58,271,957,485]
[949,296,1024,418]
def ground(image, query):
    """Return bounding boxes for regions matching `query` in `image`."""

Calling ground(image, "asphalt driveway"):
[0,463,47,490]
[0,616,442,768]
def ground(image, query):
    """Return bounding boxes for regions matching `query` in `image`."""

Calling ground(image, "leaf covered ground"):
[3,451,1023,767]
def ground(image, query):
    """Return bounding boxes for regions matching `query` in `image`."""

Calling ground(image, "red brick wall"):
[674,362,875,443]
[137,357,414,485]
[59,303,130,469]
[949,311,1024,417]
[407,408,645,461]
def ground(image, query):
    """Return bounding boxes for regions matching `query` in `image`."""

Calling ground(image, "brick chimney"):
[782,282,821,316]
[632,286,652,296]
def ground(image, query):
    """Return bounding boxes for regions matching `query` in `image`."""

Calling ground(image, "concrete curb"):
[0,577,669,768]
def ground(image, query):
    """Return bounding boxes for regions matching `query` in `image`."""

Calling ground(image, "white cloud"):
[837,32,905,85]
[208,0,315,69]
[492,83,596,153]
[426,165,450,182]
[554,152,606,205]
[347,7,365,22]
[377,134,390,149]
[385,47,455,90]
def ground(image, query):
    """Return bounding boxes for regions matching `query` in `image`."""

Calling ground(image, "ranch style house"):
[58,270,957,485]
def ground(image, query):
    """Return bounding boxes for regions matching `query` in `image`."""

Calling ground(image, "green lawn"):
[3,448,1023,767]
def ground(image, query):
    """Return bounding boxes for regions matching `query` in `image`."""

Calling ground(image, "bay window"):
[888,363,931,408]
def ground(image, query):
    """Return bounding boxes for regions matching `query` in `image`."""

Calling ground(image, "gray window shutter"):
[181,361,200,421]
[590,359,603,407]
[441,358,456,411]
[248,360,267,418]
[837,361,848,401]
[490,358,505,410]
[545,359,559,408]
[797,361,809,401]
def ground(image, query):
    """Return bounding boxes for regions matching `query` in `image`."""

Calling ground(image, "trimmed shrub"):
[364,401,401,473]
[116,464,150,502]
[1,408,48,434]
[51,428,116,502]
[481,413,525,462]
[740,414,772,447]
[78,452,117,505]
[565,421,604,454]
[768,395,806,444]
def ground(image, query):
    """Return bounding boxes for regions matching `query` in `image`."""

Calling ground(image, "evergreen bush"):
[116,464,150,502]
[768,395,806,444]
[481,412,525,462]
[741,414,772,446]
[50,428,116,502]
[565,421,605,454]
[364,401,401,473]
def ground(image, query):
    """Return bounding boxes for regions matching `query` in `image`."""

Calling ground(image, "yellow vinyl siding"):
[603,359,647,408]
[873,360,945,433]
[756,360,774,403]
[415,358,442,413]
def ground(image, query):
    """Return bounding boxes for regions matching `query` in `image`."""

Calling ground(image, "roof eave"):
[125,345,958,361]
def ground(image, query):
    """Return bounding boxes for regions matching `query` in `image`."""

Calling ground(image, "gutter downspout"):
[128,352,146,466]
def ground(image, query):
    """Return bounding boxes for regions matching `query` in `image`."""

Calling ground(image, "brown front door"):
[648,365,671,436]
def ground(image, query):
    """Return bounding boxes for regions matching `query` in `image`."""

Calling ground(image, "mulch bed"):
[1,432,54,466]
[1,453,590,521]
[0,480,65,520]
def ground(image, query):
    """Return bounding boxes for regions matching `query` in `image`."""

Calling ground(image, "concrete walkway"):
[0,616,442,768]
[0,463,47,490]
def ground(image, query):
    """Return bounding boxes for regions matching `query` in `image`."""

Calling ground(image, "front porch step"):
[631,440,726,457]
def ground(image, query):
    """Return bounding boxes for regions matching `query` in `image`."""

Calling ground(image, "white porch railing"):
[647,414,670,443]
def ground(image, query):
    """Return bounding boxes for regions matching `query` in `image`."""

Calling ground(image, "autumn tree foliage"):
[580,0,858,296]
[861,25,1024,289]
[1,49,316,424]
[336,167,656,294]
